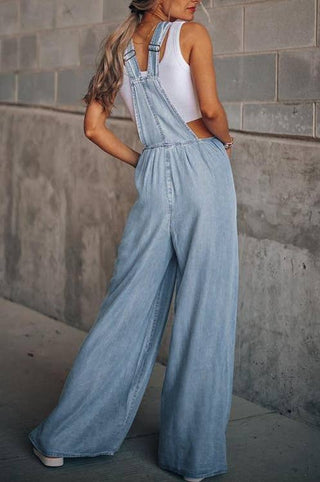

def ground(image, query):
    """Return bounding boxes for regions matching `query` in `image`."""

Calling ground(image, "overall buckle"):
[124,48,135,62]
[148,43,160,52]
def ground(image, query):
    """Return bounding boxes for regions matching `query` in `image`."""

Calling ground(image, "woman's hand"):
[133,153,141,168]
[225,147,232,160]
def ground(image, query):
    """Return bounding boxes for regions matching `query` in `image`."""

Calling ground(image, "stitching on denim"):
[148,21,171,76]
[126,39,142,79]
[153,24,171,77]
[141,79,165,143]
[155,79,199,142]
[131,84,146,145]
[109,283,163,444]
[124,53,138,80]
[124,287,162,418]
[142,137,217,150]
[164,149,173,226]
[124,52,135,62]
[131,75,158,83]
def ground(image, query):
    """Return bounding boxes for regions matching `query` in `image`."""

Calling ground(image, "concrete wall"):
[1,1,320,428]
[0,105,144,329]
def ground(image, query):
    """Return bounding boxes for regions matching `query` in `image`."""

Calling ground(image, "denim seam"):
[125,287,162,419]
[142,136,216,151]
[131,75,162,83]
[131,84,146,146]
[141,79,166,143]
[125,43,141,80]
[124,58,136,80]
[155,79,200,142]
[149,23,171,77]
[164,149,173,226]
[110,283,163,448]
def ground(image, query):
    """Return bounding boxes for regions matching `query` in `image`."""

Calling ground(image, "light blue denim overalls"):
[28,21,239,480]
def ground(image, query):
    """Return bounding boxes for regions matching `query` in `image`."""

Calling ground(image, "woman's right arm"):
[83,99,140,168]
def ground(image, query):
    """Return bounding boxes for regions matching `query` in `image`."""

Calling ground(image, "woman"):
[28,1,239,481]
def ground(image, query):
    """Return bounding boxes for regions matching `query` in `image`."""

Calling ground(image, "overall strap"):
[123,21,171,79]
[123,42,140,79]
[147,21,171,77]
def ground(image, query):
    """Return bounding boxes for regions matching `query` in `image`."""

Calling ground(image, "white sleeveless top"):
[119,20,202,123]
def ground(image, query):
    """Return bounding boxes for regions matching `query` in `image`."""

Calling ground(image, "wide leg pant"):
[28,138,239,479]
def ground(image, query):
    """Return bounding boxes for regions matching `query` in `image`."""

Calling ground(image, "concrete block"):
[207,5,243,54]
[57,68,94,107]
[39,29,79,69]
[0,72,15,101]
[243,102,313,136]
[1,37,18,71]
[233,137,320,252]
[223,102,241,130]
[215,53,276,101]
[79,23,115,66]
[214,0,264,4]
[318,1,320,46]
[18,71,54,104]
[245,0,314,51]
[20,0,55,33]
[191,4,214,26]
[56,0,103,28]
[316,103,320,138]
[279,48,320,101]
[103,0,132,23]
[19,34,37,70]
[0,0,18,35]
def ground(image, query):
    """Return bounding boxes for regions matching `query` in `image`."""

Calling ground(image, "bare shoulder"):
[180,21,212,47]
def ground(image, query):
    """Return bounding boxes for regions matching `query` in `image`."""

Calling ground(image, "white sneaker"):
[33,447,64,467]
[184,478,204,482]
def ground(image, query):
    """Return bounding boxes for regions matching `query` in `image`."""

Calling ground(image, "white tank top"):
[119,20,202,123]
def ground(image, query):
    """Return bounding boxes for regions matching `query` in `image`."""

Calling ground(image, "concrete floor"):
[1,296,319,482]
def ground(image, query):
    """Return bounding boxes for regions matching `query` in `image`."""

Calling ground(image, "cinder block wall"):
[1,1,320,427]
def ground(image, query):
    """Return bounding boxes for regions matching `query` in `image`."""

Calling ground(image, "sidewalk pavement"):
[1,296,319,482]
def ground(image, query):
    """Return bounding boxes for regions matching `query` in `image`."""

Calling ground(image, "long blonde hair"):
[82,1,168,114]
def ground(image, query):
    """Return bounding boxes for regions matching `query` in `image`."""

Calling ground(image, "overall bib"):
[28,21,239,480]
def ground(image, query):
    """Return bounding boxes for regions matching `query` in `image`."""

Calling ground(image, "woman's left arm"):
[84,98,140,168]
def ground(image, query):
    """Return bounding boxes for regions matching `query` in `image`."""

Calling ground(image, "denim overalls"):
[28,21,239,480]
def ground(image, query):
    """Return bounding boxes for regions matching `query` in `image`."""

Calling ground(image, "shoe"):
[184,478,204,482]
[33,447,64,467]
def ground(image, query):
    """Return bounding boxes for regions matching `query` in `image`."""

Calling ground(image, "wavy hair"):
[82,1,167,113]
[82,1,210,114]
